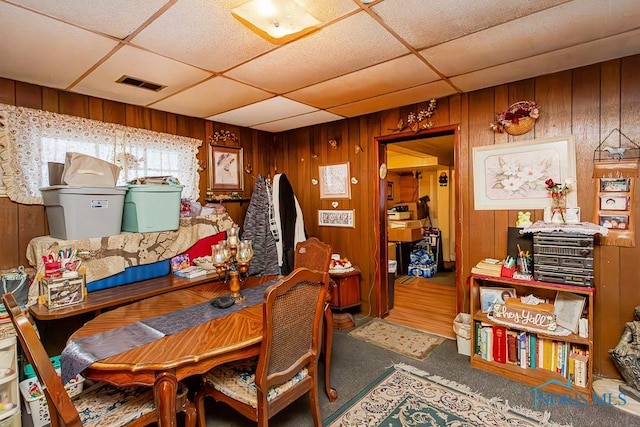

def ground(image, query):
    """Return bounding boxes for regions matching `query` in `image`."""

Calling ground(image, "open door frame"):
[374,124,461,318]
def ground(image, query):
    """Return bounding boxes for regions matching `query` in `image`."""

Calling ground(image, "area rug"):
[395,275,417,285]
[324,363,569,427]
[349,319,444,360]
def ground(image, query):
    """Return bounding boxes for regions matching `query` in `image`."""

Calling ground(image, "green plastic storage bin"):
[121,185,183,233]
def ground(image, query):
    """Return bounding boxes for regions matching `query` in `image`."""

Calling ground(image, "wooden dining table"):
[65,274,336,427]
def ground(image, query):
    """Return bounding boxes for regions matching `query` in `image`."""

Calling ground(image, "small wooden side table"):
[328,267,361,330]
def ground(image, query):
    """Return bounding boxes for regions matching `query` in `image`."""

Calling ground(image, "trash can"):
[388,260,397,309]
[453,313,471,356]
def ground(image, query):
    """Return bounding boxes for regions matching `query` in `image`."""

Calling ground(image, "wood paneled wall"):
[0,77,274,268]
[276,56,640,379]
[2,54,640,378]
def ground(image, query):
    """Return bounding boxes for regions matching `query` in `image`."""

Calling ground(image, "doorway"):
[375,125,460,339]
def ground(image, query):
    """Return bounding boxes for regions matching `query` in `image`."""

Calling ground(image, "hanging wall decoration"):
[490,101,539,136]
[592,129,640,247]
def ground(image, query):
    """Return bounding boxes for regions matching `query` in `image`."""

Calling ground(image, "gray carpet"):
[199,316,640,427]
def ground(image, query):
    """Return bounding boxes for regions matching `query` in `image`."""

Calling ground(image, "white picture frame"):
[479,287,516,313]
[472,136,577,210]
[554,292,586,334]
[319,163,351,199]
[318,209,355,228]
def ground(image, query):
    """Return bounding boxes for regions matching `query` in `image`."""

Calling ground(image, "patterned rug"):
[349,319,444,360]
[324,364,569,427]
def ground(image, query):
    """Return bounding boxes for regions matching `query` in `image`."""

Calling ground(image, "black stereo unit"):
[533,232,594,287]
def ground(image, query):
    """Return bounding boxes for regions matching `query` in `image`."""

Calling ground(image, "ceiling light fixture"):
[231,0,320,40]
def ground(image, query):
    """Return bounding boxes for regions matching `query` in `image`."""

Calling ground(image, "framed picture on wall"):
[600,178,630,192]
[600,214,629,230]
[209,146,244,191]
[318,209,355,228]
[387,181,394,200]
[319,163,351,199]
[600,195,629,211]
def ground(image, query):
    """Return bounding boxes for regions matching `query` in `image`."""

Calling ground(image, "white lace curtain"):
[0,103,201,204]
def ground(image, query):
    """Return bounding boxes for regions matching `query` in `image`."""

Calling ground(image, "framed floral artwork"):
[472,136,577,210]
[319,162,351,199]
[209,146,244,191]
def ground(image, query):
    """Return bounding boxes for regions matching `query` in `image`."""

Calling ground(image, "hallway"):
[385,274,457,339]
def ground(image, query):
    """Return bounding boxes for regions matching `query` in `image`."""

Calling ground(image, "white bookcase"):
[0,335,20,427]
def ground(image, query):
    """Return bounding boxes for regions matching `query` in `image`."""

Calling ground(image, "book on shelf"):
[480,326,494,361]
[529,334,537,369]
[506,330,518,365]
[472,259,503,277]
[518,331,527,369]
[573,353,589,387]
[174,266,208,279]
[492,326,507,363]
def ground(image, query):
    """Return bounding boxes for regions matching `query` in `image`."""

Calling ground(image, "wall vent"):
[116,75,166,92]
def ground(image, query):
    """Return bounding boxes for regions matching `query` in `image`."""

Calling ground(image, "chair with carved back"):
[2,293,196,427]
[194,267,330,427]
[294,237,332,273]
[293,237,338,401]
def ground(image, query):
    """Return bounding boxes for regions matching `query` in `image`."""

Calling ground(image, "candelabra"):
[212,226,254,303]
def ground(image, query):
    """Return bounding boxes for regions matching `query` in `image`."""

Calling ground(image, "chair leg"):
[194,385,210,427]
[308,382,321,427]
[183,400,197,427]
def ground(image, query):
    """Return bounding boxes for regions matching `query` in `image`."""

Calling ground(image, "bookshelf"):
[470,274,594,397]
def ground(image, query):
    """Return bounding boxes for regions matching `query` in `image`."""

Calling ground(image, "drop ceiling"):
[1,0,639,133]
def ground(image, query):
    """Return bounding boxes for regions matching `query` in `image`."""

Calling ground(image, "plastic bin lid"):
[24,355,61,378]
[125,184,184,192]
[40,185,127,194]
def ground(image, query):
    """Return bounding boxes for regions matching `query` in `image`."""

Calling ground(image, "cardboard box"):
[388,212,410,220]
[393,202,427,220]
[39,275,86,309]
[388,226,423,242]
[388,242,396,260]
[389,219,425,228]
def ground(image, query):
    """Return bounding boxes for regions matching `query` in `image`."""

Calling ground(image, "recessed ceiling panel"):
[451,29,640,93]
[208,97,317,127]
[421,0,640,76]
[73,46,212,106]
[9,0,167,40]
[226,11,409,93]
[328,80,457,118]
[372,0,566,50]
[150,76,272,118]
[0,2,118,89]
[252,111,344,133]
[287,55,440,109]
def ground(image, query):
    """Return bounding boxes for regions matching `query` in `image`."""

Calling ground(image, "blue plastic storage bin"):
[86,259,171,292]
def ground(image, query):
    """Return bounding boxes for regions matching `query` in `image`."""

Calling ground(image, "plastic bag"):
[1,266,30,309]
[61,152,121,187]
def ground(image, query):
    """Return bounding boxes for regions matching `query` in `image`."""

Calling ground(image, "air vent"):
[116,75,166,92]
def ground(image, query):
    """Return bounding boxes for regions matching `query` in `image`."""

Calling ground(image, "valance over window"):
[0,103,201,204]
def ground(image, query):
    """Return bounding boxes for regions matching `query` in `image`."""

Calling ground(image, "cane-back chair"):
[2,293,196,427]
[194,267,330,427]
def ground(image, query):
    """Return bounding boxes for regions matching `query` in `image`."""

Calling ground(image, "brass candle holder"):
[212,227,253,304]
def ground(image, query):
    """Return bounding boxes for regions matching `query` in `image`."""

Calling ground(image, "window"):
[0,104,201,204]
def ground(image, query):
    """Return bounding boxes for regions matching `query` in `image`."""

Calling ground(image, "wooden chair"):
[294,237,332,272]
[293,237,338,402]
[2,293,196,427]
[194,268,330,427]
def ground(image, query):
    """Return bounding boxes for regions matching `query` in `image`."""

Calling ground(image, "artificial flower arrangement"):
[490,101,540,134]
[545,178,574,222]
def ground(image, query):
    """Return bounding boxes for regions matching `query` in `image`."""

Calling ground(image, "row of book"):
[475,322,589,387]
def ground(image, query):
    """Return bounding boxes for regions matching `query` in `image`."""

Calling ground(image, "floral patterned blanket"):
[26,213,236,284]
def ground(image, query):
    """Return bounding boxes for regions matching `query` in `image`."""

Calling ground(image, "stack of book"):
[174,266,208,279]
[471,258,503,277]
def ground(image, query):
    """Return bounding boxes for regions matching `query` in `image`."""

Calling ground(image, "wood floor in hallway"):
[385,276,457,339]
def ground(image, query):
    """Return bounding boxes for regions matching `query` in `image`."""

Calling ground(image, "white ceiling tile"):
[226,11,410,93]
[451,29,640,93]
[150,76,272,118]
[421,0,640,76]
[252,111,344,133]
[327,80,457,118]
[287,55,440,109]
[0,2,118,89]
[208,97,317,127]
[372,0,567,49]
[73,45,212,106]
[8,0,167,39]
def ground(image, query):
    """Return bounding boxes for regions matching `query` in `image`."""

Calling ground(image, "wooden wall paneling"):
[125,104,151,130]
[15,81,42,109]
[596,59,623,378]
[58,91,89,118]
[0,198,19,269]
[493,85,510,255]
[166,112,177,135]
[88,97,104,121]
[42,87,59,112]
[0,78,15,105]
[17,204,47,267]
[102,100,126,125]
[616,55,640,376]
[449,93,465,313]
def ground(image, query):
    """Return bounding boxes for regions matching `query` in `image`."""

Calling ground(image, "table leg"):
[323,303,338,402]
[155,372,178,427]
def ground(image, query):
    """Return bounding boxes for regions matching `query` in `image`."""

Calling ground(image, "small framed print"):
[387,181,394,200]
[600,214,629,230]
[319,163,351,199]
[209,146,244,191]
[479,287,516,313]
[601,178,630,192]
[600,195,629,211]
[565,207,581,223]
[318,209,355,228]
